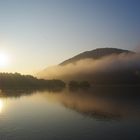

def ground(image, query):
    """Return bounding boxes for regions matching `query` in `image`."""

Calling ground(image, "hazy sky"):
[0,0,140,74]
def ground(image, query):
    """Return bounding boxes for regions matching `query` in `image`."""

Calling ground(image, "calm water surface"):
[0,87,140,140]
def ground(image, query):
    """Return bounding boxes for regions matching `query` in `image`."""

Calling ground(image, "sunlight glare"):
[0,52,10,67]
[0,99,4,113]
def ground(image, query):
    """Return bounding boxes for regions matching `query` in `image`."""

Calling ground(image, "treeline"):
[0,73,65,90]
[69,81,90,90]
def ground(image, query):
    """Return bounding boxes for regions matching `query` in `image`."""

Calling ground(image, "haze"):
[37,53,140,82]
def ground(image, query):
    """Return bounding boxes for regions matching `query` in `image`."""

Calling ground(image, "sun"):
[0,52,9,67]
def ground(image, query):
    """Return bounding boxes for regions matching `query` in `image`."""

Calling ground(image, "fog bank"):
[37,53,140,84]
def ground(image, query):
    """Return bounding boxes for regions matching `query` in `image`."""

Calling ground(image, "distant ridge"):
[37,47,140,85]
[60,48,134,65]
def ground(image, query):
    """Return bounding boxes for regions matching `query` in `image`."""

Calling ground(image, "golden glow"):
[0,99,4,113]
[0,52,10,67]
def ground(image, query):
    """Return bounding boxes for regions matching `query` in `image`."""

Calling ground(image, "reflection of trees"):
[0,89,36,98]
[0,88,65,98]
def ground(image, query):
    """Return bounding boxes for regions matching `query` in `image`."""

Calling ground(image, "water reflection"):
[44,88,140,120]
[0,99,4,113]
[0,86,140,120]
[0,88,64,98]
[0,87,139,140]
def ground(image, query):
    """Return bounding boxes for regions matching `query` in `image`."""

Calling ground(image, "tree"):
[79,81,90,88]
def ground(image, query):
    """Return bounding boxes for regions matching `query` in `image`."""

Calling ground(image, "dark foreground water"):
[0,87,140,140]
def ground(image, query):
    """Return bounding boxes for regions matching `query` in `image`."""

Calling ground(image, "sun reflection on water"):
[0,99,4,113]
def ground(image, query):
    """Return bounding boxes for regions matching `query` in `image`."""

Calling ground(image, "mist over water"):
[38,53,140,83]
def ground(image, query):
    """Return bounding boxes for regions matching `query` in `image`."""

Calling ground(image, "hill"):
[60,48,134,65]
[37,48,140,85]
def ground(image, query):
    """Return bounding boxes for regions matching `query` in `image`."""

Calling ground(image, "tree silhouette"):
[0,72,66,90]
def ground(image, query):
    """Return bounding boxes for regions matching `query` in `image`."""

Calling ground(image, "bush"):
[68,80,90,89]
[79,81,90,88]
[69,81,79,88]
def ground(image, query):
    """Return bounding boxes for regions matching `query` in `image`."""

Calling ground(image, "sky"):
[0,0,140,74]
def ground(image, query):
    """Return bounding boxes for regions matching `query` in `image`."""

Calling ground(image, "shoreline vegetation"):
[0,72,140,92]
[0,72,66,90]
[0,72,139,99]
[0,73,91,90]
[68,80,91,90]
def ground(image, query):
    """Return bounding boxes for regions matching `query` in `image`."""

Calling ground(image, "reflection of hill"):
[0,86,140,120]
[45,87,140,120]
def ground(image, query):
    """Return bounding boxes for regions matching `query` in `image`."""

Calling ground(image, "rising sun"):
[0,52,10,67]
